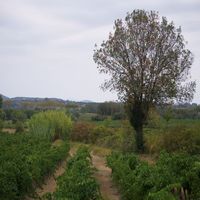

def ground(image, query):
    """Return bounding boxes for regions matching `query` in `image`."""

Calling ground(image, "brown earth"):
[139,154,155,165]
[92,153,121,200]
[2,128,16,134]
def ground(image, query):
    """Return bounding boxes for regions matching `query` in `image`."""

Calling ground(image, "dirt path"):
[92,153,120,200]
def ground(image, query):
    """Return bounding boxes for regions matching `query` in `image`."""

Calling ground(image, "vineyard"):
[43,146,101,200]
[0,110,200,200]
[107,151,200,200]
[0,133,69,200]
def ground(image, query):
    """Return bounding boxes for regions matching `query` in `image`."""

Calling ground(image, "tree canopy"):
[94,10,195,151]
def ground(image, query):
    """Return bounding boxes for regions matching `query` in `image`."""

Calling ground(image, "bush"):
[0,109,5,120]
[15,121,24,133]
[146,107,161,128]
[71,122,94,143]
[144,129,163,154]
[145,124,200,155]
[0,120,3,131]
[91,125,114,143]
[121,125,136,153]
[161,125,200,154]
[29,111,72,142]
[112,112,126,120]
[91,114,106,121]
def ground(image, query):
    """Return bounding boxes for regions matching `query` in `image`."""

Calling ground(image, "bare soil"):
[92,153,121,200]
[139,154,155,165]
[2,128,16,134]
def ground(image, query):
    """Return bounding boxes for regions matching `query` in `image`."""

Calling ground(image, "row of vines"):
[107,151,200,200]
[43,146,101,200]
[0,133,70,200]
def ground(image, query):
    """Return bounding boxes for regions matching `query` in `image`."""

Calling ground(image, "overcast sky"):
[0,0,200,103]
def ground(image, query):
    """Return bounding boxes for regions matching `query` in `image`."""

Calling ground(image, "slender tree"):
[93,10,195,152]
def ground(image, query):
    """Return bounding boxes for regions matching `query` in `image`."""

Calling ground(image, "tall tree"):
[93,10,195,152]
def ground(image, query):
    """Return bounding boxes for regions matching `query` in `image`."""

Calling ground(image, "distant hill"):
[81,100,94,103]
[0,94,9,101]
[0,94,94,110]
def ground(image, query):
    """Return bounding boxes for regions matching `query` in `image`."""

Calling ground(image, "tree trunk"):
[135,125,144,153]
[126,102,147,153]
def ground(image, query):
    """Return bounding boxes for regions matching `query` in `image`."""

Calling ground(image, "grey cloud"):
[0,0,200,102]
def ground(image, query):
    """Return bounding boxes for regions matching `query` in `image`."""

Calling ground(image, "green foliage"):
[0,120,3,131]
[161,125,200,154]
[162,107,173,123]
[144,129,163,154]
[15,121,24,133]
[186,161,200,199]
[71,121,136,151]
[97,102,124,116]
[121,125,136,153]
[171,105,200,119]
[47,146,101,200]
[145,124,200,155]
[4,110,27,123]
[91,114,107,121]
[147,108,161,128]
[107,151,200,200]
[112,111,126,120]
[29,111,72,141]
[148,190,177,200]
[90,125,107,143]
[0,95,2,109]
[97,131,123,150]
[0,109,5,120]
[0,133,69,200]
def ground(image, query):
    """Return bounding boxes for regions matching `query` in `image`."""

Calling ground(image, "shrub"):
[91,114,106,121]
[15,121,24,133]
[0,120,3,131]
[145,124,200,155]
[71,122,94,143]
[121,125,136,153]
[146,107,161,128]
[91,125,114,143]
[160,125,200,154]
[112,112,126,120]
[29,111,72,142]
[144,129,163,154]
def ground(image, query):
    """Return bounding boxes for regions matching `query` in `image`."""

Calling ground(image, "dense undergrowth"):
[71,119,200,155]
[107,151,200,200]
[0,133,69,200]
[43,146,101,200]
